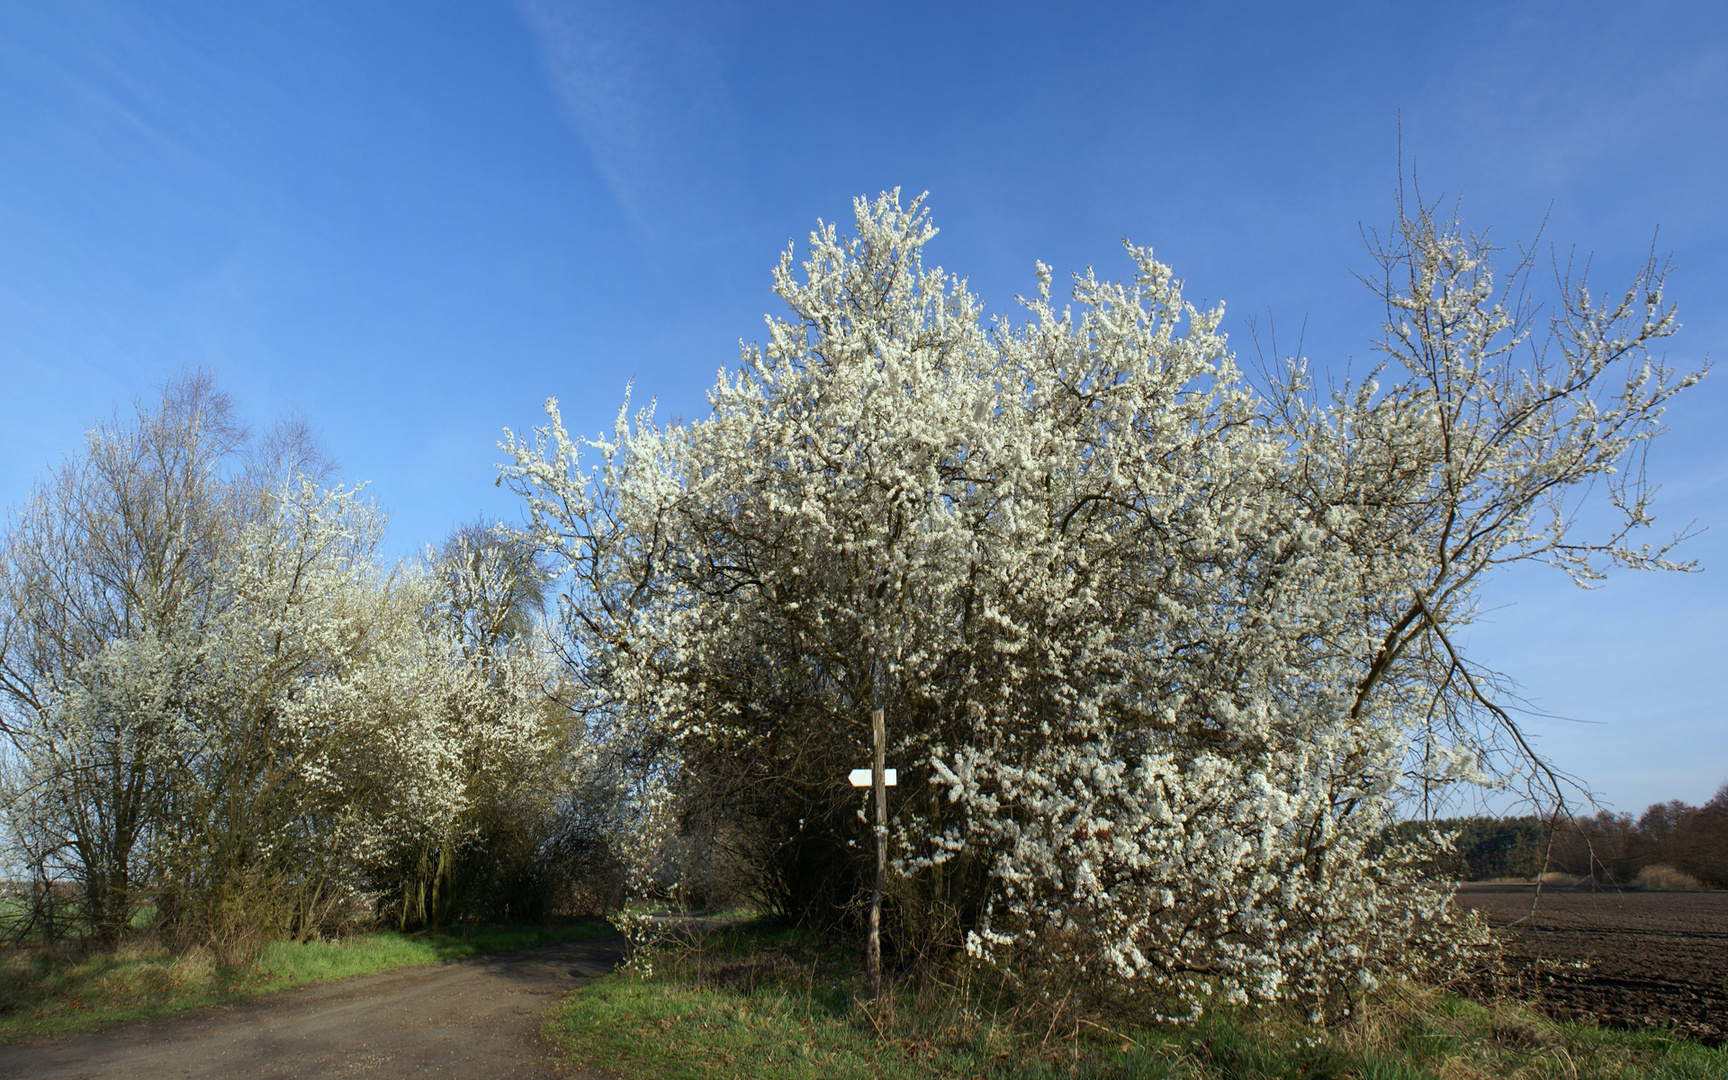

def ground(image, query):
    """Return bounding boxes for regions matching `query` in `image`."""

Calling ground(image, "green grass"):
[0,918,615,1042]
[548,920,1728,1080]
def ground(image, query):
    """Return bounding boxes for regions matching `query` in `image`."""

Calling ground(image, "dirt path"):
[0,935,627,1079]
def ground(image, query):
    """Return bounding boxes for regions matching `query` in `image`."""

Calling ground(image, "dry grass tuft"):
[1635,864,1703,891]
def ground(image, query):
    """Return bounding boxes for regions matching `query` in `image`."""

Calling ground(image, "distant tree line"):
[1393,785,1728,886]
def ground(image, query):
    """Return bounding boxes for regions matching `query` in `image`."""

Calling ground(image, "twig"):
[1077,1016,1145,1050]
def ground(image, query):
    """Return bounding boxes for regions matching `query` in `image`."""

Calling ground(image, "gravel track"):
[0,935,627,1079]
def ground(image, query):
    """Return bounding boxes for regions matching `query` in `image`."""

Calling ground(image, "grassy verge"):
[548,920,1728,1080]
[0,918,614,1042]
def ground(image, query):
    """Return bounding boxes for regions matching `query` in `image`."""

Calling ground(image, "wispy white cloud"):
[514,0,744,246]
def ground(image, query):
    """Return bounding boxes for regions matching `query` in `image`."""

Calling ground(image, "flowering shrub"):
[926,741,1481,1020]
[502,190,1696,1016]
[0,378,612,942]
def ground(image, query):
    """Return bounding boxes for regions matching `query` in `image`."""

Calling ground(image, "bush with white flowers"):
[0,378,609,942]
[505,190,1696,1016]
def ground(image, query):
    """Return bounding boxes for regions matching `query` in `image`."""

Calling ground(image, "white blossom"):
[501,190,1695,1019]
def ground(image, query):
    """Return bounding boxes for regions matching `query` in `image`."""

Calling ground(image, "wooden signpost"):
[848,707,895,997]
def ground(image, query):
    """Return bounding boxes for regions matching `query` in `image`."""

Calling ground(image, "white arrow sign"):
[849,768,897,787]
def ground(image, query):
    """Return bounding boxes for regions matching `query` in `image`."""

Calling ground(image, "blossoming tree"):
[0,375,605,942]
[502,190,1699,1017]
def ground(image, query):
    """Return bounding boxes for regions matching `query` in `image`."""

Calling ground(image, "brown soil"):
[0,935,626,1079]
[1456,883,1728,1046]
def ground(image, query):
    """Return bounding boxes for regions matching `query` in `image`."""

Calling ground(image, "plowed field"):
[1456,883,1728,1045]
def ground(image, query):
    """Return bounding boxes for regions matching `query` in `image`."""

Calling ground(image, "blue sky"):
[1,1,1723,812]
